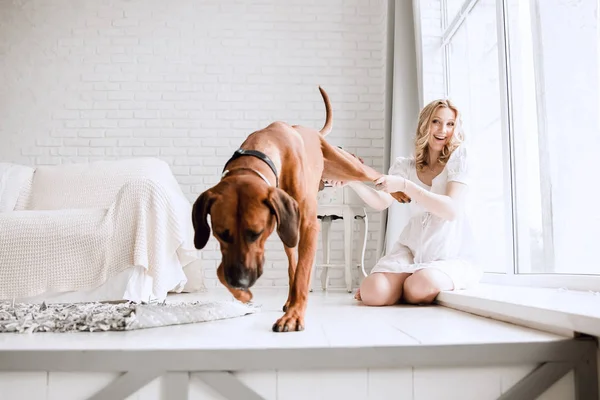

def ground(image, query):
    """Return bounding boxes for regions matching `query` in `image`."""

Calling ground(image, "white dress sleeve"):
[388,156,412,179]
[446,145,470,185]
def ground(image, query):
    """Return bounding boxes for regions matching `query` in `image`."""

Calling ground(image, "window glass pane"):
[447,0,513,274]
[445,0,466,27]
[507,0,600,274]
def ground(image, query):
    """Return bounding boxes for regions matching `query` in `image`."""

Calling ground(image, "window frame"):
[439,0,600,292]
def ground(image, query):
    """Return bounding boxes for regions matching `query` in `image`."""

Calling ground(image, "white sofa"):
[0,157,205,303]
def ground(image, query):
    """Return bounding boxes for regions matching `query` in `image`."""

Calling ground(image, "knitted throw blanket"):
[0,300,260,333]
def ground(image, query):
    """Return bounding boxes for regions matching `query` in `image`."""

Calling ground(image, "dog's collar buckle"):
[223,148,279,187]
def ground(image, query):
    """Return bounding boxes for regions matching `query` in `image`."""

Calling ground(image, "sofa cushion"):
[0,163,35,212]
[28,157,180,210]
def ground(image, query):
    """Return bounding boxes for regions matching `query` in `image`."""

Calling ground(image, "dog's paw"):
[272,310,304,332]
[391,191,412,204]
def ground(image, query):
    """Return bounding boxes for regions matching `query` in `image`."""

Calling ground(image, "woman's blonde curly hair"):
[414,99,464,171]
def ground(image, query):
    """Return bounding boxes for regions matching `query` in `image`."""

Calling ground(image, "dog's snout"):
[237,276,250,288]
[224,263,257,289]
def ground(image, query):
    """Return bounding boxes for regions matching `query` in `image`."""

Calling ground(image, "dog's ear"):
[265,188,300,248]
[192,189,217,249]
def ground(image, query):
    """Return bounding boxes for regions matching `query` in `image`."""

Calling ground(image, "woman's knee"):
[403,269,453,305]
[359,273,403,307]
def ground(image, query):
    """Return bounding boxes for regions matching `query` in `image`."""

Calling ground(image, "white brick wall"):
[0,0,389,288]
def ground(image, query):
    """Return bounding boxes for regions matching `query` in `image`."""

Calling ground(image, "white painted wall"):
[0,367,577,399]
[0,0,390,289]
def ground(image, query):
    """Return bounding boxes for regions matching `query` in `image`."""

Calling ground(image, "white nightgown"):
[371,144,482,290]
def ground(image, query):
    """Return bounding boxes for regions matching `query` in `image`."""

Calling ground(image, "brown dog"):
[192,87,410,332]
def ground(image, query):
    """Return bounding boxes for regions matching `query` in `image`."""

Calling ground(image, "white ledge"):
[436,283,600,338]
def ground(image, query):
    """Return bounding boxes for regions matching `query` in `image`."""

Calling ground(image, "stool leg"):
[358,208,368,278]
[320,216,332,291]
[343,207,354,293]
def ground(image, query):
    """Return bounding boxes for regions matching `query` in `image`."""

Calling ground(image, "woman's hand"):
[374,175,406,193]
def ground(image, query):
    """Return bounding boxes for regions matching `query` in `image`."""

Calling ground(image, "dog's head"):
[192,176,299,290]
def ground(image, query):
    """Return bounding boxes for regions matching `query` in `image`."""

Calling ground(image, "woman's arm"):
[375,176,467,220]
[370,145,471,220]
[327,181,394,211]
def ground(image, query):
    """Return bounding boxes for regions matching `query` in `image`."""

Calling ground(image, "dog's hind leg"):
[321,141,380,182]
[320,140,411,203]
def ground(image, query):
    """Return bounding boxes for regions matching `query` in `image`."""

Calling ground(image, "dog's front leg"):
[272,207,319,332]
[282,245,297,312]
[217,263,253,303]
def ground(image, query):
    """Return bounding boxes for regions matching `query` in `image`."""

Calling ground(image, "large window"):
[444,0,513,274]
[441,0,600,288]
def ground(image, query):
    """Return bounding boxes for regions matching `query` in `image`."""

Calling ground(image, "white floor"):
[0,287,565,351]
[0,288,584,400]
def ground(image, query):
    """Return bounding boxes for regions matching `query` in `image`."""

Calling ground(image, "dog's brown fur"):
[192,87,410,332]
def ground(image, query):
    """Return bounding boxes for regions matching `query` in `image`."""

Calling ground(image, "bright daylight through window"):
[442,0,600,283]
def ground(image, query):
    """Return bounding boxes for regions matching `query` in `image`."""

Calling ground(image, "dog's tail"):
[318,86,333,136]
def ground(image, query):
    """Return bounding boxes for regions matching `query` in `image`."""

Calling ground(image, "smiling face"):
[414,99,463,171]
[427,106,456,153]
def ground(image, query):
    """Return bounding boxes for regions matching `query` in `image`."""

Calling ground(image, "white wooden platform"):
[0,288,596,400]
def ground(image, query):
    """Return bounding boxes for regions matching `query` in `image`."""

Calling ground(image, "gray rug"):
[0,300,260,333]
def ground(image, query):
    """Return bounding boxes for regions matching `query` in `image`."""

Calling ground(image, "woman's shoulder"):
[446,143,470,183]
[388,155,415,177]
[393,154,416,167]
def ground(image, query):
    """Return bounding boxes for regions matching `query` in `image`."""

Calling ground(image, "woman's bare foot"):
[354,288,362,301]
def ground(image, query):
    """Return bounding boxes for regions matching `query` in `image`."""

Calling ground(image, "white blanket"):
[0,163,34,212]
[0,159,201,301]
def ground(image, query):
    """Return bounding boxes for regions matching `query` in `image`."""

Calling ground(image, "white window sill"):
[436,283,600,338]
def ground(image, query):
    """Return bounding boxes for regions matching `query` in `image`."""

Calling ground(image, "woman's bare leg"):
[355,272,411,306]
[402,269,454,305]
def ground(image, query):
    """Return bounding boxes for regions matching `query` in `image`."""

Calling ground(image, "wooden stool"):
[312,186,369,292]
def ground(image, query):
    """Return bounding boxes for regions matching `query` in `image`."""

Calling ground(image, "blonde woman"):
[328,99,481,306]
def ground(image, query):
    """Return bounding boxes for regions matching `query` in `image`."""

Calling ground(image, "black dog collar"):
[223,148,279,187]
